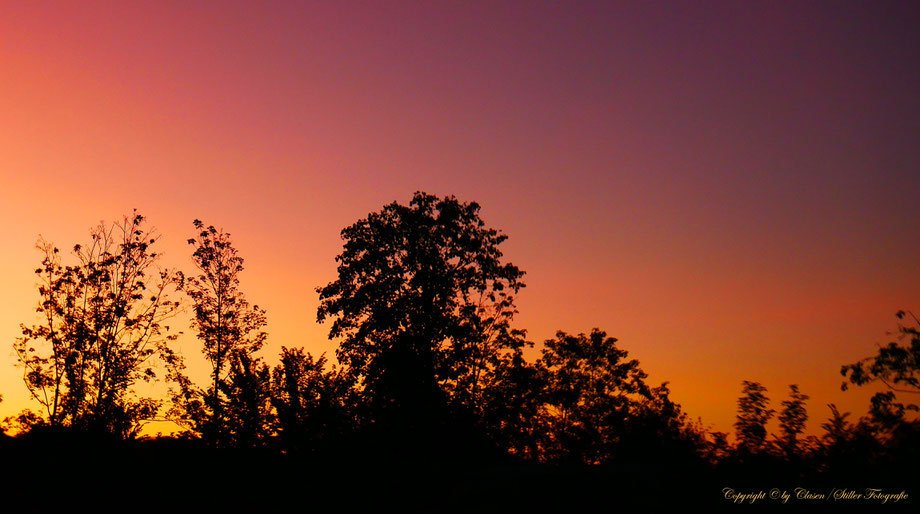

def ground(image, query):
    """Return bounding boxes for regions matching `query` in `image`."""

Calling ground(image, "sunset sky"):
[1,1,918,437]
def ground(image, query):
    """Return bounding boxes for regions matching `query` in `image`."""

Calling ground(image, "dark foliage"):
[270,347,355,454]
[316,192,525,427]
[777,384,809,457]
[170,220,268,447]
[4,201,917,510]
[536,329,701,466]
[734,380,774,455]
[842,310,920,424]
[478,329,547,460]
[13,212,181,437]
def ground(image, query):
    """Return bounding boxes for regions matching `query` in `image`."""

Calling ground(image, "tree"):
[221,350,274,448]
[537,329,691,465]
[172,220,267,446]
[734,381,774,454]
[13,212,182,437]
[820,404,852,448]
[316,192,525,422]
[1,409,44,436]
[841,310,920,423]
[776,384,809,456]
[270,347,355,454]
[818,403,885,475]
[478,329,548,460]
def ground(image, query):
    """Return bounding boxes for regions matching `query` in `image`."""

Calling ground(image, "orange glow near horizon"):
[1,2,918,439]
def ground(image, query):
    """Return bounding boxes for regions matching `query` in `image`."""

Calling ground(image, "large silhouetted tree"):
[172,220,267,446]
[13,212,182,437]
[316,192,525,424]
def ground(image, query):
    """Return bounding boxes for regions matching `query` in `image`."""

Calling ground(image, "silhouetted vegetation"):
[734,380,775,455]
[2,193,916,509]
[316,192,525,428]
[12,212,182,437]
[168,220,269,447]
[843,309,920,425]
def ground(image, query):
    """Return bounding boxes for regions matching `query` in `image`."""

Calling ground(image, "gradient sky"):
[1,1,918,437]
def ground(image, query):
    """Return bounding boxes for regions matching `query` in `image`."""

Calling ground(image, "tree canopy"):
[777,384,809,455]
[734,381,774,454]
[316,192,525,419]
[842,310,920,424]
[537,329,692,465]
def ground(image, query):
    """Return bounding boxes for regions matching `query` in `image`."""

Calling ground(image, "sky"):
[1,1,918,437]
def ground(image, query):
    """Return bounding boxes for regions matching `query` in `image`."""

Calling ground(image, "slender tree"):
[734,381,774,454]
[777,384,809,456]
[176,220,267,446]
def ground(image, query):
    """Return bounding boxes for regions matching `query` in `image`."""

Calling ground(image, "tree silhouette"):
[818,403,886,476]
[478,328,547,460]
[821,404,853,448]
[171,220,267,446]
[842,310,920,423]
[776,384,809,457]
[270,347,355,454]
[13,212,181,437]
[537,329,688,465]
[221,350,274,448]
[1,409,44,435]
[734,381,774,454]
[316,192,525,424]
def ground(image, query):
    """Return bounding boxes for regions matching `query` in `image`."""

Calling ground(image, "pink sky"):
[1,1,918,436]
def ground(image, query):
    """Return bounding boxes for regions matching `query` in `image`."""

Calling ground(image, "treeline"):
[1,192,917,509]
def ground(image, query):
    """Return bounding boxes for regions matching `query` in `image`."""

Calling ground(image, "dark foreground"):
[0,430,914,512]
